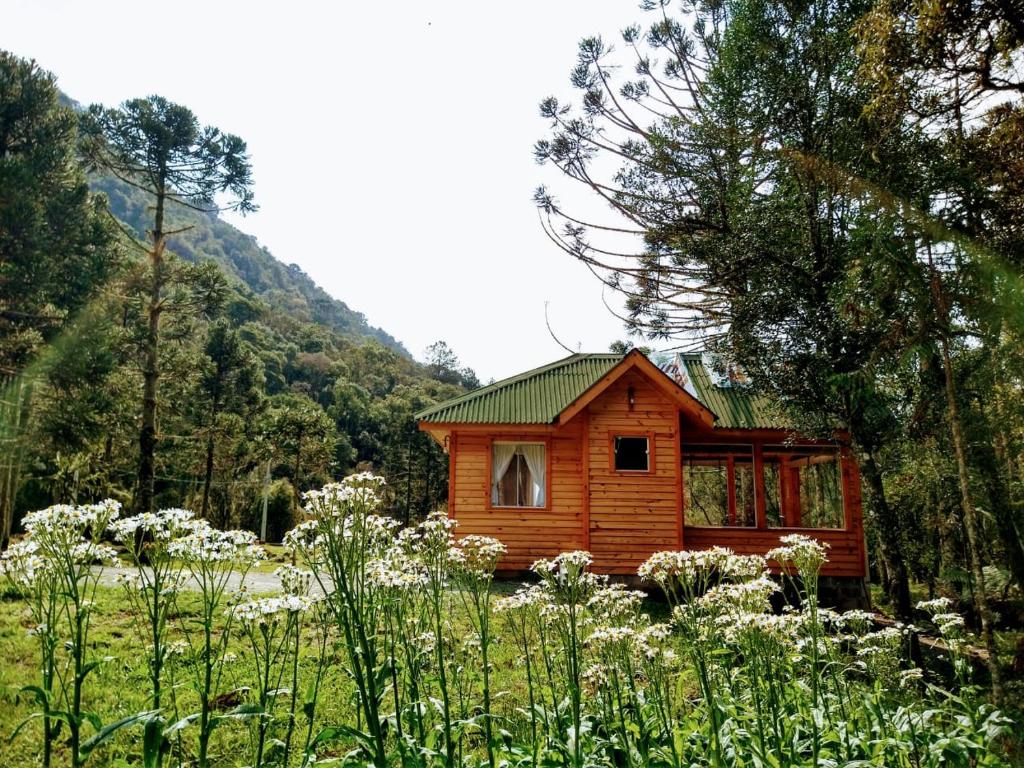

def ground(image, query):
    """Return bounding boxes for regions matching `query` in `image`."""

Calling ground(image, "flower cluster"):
[168,521,264,566]
[854,626,909,681]
[639,546,764,598]
[109,507,195,543]
[0,539,51,589]
[228,595,312,626]
[495,584,547,614]
[367,549,428,591]
[587,584,646,624]
[275,564,315,596]
[69,541,119,566]
[767,534,830,576]
[302,472,386,518]
[23,499,121,539]
[453,535,506,579]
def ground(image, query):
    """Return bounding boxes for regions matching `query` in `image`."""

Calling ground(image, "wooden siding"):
[684,526,865,578]
[450,421,586,570]
[586,371,682,574]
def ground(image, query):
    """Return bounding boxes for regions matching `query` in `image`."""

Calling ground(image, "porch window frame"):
[485,436,553,511]
[683,439,853,532]
[681,442,756,527]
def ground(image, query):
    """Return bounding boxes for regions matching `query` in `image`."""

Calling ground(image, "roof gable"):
[416,351,792,430]
[416,350,717,427]
[557,350,715,427]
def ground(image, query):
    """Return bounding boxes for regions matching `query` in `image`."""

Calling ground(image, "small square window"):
[614,436,649,471]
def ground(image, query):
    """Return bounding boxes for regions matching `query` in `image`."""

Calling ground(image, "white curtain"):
[491,444,517,505]
[520,444,546,507]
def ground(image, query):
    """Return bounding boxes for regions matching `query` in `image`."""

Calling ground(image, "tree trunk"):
[0,378,27,549]
[972,418,1024,591]
[938,336,1004,703]
[857,449,913,618]
[926,243,1004,702]
[134,188,166,515]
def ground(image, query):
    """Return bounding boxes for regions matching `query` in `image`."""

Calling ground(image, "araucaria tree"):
[81,97,255,513]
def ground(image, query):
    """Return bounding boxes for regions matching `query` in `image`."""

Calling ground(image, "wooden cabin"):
[416,350,866,581]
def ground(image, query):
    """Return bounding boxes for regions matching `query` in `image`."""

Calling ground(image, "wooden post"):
[753,443,767,529]
[726,455,737,526]
[782,459,803,527]
[259,459,271,543]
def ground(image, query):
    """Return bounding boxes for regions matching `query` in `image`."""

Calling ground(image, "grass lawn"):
[0,576,587,767]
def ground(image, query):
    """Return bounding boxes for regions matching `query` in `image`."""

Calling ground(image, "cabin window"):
[491,443,546,507]
[682,445,756,526]
[764,446,844,529]
[613,436,650,471]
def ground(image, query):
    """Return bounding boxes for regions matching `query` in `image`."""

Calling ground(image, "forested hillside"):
[0,54,475,541]
[91,174,407,354]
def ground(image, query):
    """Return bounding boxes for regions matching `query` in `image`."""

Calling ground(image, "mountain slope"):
[90,174,409,355]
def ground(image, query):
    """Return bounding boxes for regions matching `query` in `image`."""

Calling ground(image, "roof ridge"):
[414,352,624,420]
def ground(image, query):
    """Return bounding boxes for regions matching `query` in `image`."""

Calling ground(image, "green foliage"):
[0,53,120,376]
[2,503,1018,767]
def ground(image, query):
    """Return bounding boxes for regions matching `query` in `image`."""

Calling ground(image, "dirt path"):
[95,566,329,596]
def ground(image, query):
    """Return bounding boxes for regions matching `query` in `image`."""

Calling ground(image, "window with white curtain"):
[492,442,546,507]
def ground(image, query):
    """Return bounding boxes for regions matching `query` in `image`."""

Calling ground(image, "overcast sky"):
[2,0,654,381]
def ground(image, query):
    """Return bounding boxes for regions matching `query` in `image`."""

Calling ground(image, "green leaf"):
[8,713,46,744]
[311,724,375,756]
[82,710,103,733]
[79,660,104,682]
[210,703,264,731]
[142,715,167,768]
[162,713,200,736]
[77,710,160,761]
[19,685,51,710]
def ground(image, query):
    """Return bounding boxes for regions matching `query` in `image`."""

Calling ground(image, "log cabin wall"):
[584,370,682,574]
[449,420,586,571]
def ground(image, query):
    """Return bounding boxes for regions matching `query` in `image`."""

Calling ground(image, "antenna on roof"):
[544,301,579,355]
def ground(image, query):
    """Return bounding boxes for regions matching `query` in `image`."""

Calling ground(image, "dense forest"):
[0,52,478,543]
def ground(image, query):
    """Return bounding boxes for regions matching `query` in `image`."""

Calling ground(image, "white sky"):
[2,0,649,382]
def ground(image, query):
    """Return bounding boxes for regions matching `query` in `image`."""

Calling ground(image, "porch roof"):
[662,353,789,430]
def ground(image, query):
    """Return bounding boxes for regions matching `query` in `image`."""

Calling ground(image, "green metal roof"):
[663,353,789,430]
[416,354,623,424]
[416,351,788,430]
